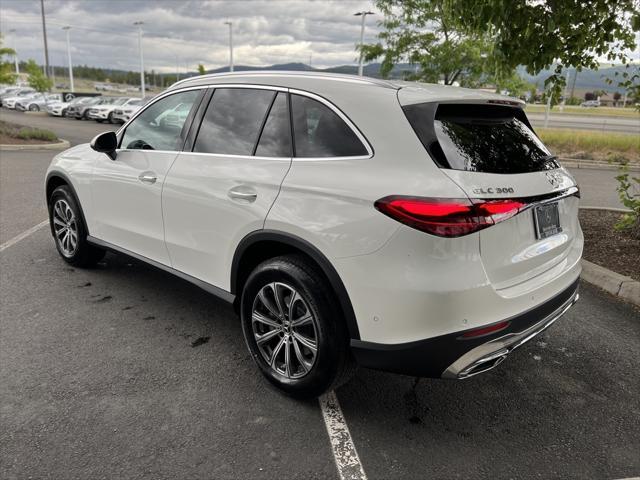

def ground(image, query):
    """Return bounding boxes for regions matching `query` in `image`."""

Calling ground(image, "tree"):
[25,59,53,92]
[361,0,497,86]
[197,63,206,76]
[446,0,640,96]
[613,91,622,106]
[0,37,17,85]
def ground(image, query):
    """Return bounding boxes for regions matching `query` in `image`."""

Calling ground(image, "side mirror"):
[90,131,118,160]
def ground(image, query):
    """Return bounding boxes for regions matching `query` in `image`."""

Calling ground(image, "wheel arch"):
[45,171,90,236]
[231,230,361,340]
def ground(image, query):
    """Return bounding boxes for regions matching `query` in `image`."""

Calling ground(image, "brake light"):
[374,196,524,237]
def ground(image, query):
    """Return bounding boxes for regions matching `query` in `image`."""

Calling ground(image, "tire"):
[107,112,114,124]
[96,119,103,123]
[48,185,105,268]
[29,104,39,111]
[83,111,90,120]
[240,255,356,398]
[75,115,82,120]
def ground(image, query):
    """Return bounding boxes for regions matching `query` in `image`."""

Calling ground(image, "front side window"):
[121,90,201,151]
[194,88,275,155]
[290,94,368,158]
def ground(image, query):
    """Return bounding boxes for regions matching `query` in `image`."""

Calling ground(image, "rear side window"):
[255,92,292,157]
[403,103,559,174]
[194,88,275,156]
[291,94,368,158]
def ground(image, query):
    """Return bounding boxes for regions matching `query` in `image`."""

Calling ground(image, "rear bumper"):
[350,279,579,378]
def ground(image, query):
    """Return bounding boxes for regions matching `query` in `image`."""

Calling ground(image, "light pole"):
[62,26,74,92]
[134,21,145,98]
[8,29,19,75]
[354,11,374,77]
[224,21,234,72]
[40,0,50,78]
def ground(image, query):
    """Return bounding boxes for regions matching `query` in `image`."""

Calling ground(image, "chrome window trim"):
[176,150,292,162]
[115,83,373,160]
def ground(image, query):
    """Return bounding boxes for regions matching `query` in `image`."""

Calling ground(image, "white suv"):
[45,72,582,397]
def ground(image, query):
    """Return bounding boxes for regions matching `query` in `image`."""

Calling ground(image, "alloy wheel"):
[52,199,78,257]
[251,282,319,379]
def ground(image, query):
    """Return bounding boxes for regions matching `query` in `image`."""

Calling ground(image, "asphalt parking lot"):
[1,110,639,479]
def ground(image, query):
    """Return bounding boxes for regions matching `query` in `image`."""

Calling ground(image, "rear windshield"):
[403,103,559,174]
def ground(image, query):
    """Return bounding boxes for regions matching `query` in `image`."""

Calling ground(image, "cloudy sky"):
[1,0,385,73]
[2,0,638,75]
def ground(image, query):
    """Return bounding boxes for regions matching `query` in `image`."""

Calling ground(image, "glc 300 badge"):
[472,187,515,195]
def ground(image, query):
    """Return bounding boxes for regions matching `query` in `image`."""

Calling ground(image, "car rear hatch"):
[399,93,580,294]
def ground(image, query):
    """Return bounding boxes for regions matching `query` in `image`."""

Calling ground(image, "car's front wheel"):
[49,185,105,267]
[240,255,355,398]
[29,104,39,111]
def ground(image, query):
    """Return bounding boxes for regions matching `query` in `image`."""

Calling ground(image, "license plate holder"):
[533,202,562,239]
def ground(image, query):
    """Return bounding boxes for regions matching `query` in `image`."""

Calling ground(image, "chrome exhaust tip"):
[457,350,509,379]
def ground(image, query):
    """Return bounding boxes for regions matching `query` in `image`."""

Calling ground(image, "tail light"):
[374,196,524,237]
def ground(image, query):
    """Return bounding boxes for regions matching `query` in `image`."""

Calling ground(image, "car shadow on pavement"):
[336,282,640,479]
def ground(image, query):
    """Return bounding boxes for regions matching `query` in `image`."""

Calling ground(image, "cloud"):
[1,0,382,72]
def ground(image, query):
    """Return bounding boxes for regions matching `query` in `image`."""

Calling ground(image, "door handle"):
[228,186,257,203]
[138,172,157,184]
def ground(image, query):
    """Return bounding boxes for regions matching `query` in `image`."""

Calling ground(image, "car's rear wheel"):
[49,185,105,267]
[240,255,356,398]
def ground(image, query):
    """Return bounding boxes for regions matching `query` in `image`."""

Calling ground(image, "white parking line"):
[319,390,367,480]
[0,220,48,253]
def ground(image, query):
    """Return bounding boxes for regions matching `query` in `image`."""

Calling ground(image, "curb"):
[581,259,640,307]
[580,206,633,213]
[560,159,640,172]
[0,138,70,151]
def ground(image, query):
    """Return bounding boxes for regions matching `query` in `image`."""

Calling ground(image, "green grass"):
[525,104,639,118]
[0,120,58,142]
[537,128,639,162]
[15,128,58,142]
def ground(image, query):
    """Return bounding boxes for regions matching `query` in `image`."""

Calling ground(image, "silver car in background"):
[16,93,62,112]
[111,97,151,124]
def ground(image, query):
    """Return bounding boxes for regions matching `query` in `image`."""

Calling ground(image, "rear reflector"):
[374,196,524,237]
[461,321,511,339]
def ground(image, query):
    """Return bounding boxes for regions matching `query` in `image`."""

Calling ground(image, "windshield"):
[403,103,560,174]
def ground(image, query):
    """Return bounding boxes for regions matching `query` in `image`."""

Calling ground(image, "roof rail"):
[169,70,398,90]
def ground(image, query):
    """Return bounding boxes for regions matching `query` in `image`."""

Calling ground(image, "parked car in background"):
[16,93,62,112]
[45,95,97,117]
[580,100,600,107]
[1,88,37,107]
[111,97,149,124]
[45,72,582,397]
[47,96,85,117]
[0,87,34,101]
[57,97,96,118]
[87,97,139,123]
[2,92,39,109]
[69,97,115,120]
